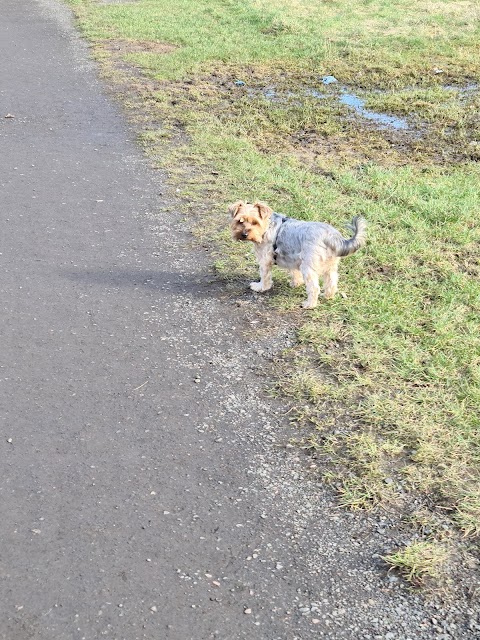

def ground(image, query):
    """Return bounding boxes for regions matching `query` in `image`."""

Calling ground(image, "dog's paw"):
[302,300,318,309]
[250,282,270,293]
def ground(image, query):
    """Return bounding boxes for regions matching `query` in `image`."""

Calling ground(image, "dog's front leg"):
[250,252,273,292]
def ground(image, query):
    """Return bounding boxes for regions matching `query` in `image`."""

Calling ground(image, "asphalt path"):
[0,1,475,639]
[0,2,313,638]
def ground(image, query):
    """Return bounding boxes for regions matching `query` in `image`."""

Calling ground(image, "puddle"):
[242,81,477,133]
[263,87,277,100]
[444,83,478,94]
[307,88,409,130]
[246,86,285,101]
[338,92,409,130]
[245,83,410,131]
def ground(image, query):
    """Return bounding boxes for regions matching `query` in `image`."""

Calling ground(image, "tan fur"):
[229,201,273,244]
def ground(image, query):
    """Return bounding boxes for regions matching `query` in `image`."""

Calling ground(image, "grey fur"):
[251,212,367,308]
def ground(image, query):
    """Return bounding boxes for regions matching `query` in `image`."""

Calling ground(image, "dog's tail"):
[329,216,367,257]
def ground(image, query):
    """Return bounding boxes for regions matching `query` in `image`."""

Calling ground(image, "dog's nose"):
[242,231,249,238]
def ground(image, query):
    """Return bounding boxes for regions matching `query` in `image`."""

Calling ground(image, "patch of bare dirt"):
[287,125,445,169]
[104,39,178,55]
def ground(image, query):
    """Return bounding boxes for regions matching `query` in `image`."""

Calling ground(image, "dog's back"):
[275,216,366,260]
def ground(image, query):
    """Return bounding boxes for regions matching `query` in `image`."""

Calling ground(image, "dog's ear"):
[253,201,273,219]
[228,200,244,218]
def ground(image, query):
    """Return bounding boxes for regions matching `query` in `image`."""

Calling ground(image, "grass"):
[384,541,451,585]
[66,0,480,581]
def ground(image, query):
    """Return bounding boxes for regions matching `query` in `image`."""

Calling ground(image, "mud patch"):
[222,69,479,166]
[104,39,178,55]
[98,39,178,100]
[94,49,478,168]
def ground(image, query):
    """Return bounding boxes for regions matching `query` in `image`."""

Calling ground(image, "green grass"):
[68,0,480,85]
[384,541,451,585]
[66,0,480,573]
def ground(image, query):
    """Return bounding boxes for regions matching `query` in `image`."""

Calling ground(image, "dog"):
[229,200,366,309]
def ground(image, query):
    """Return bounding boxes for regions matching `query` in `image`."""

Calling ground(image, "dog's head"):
[228,200,273,243]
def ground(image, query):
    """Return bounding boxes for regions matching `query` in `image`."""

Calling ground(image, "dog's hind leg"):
[323,267,339,299]
[301,268,320,309]
[289,269,304,288]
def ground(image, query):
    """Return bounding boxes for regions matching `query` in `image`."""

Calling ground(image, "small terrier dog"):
[229,200,366,309]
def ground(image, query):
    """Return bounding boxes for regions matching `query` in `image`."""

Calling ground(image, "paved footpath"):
[0,1,474,639]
